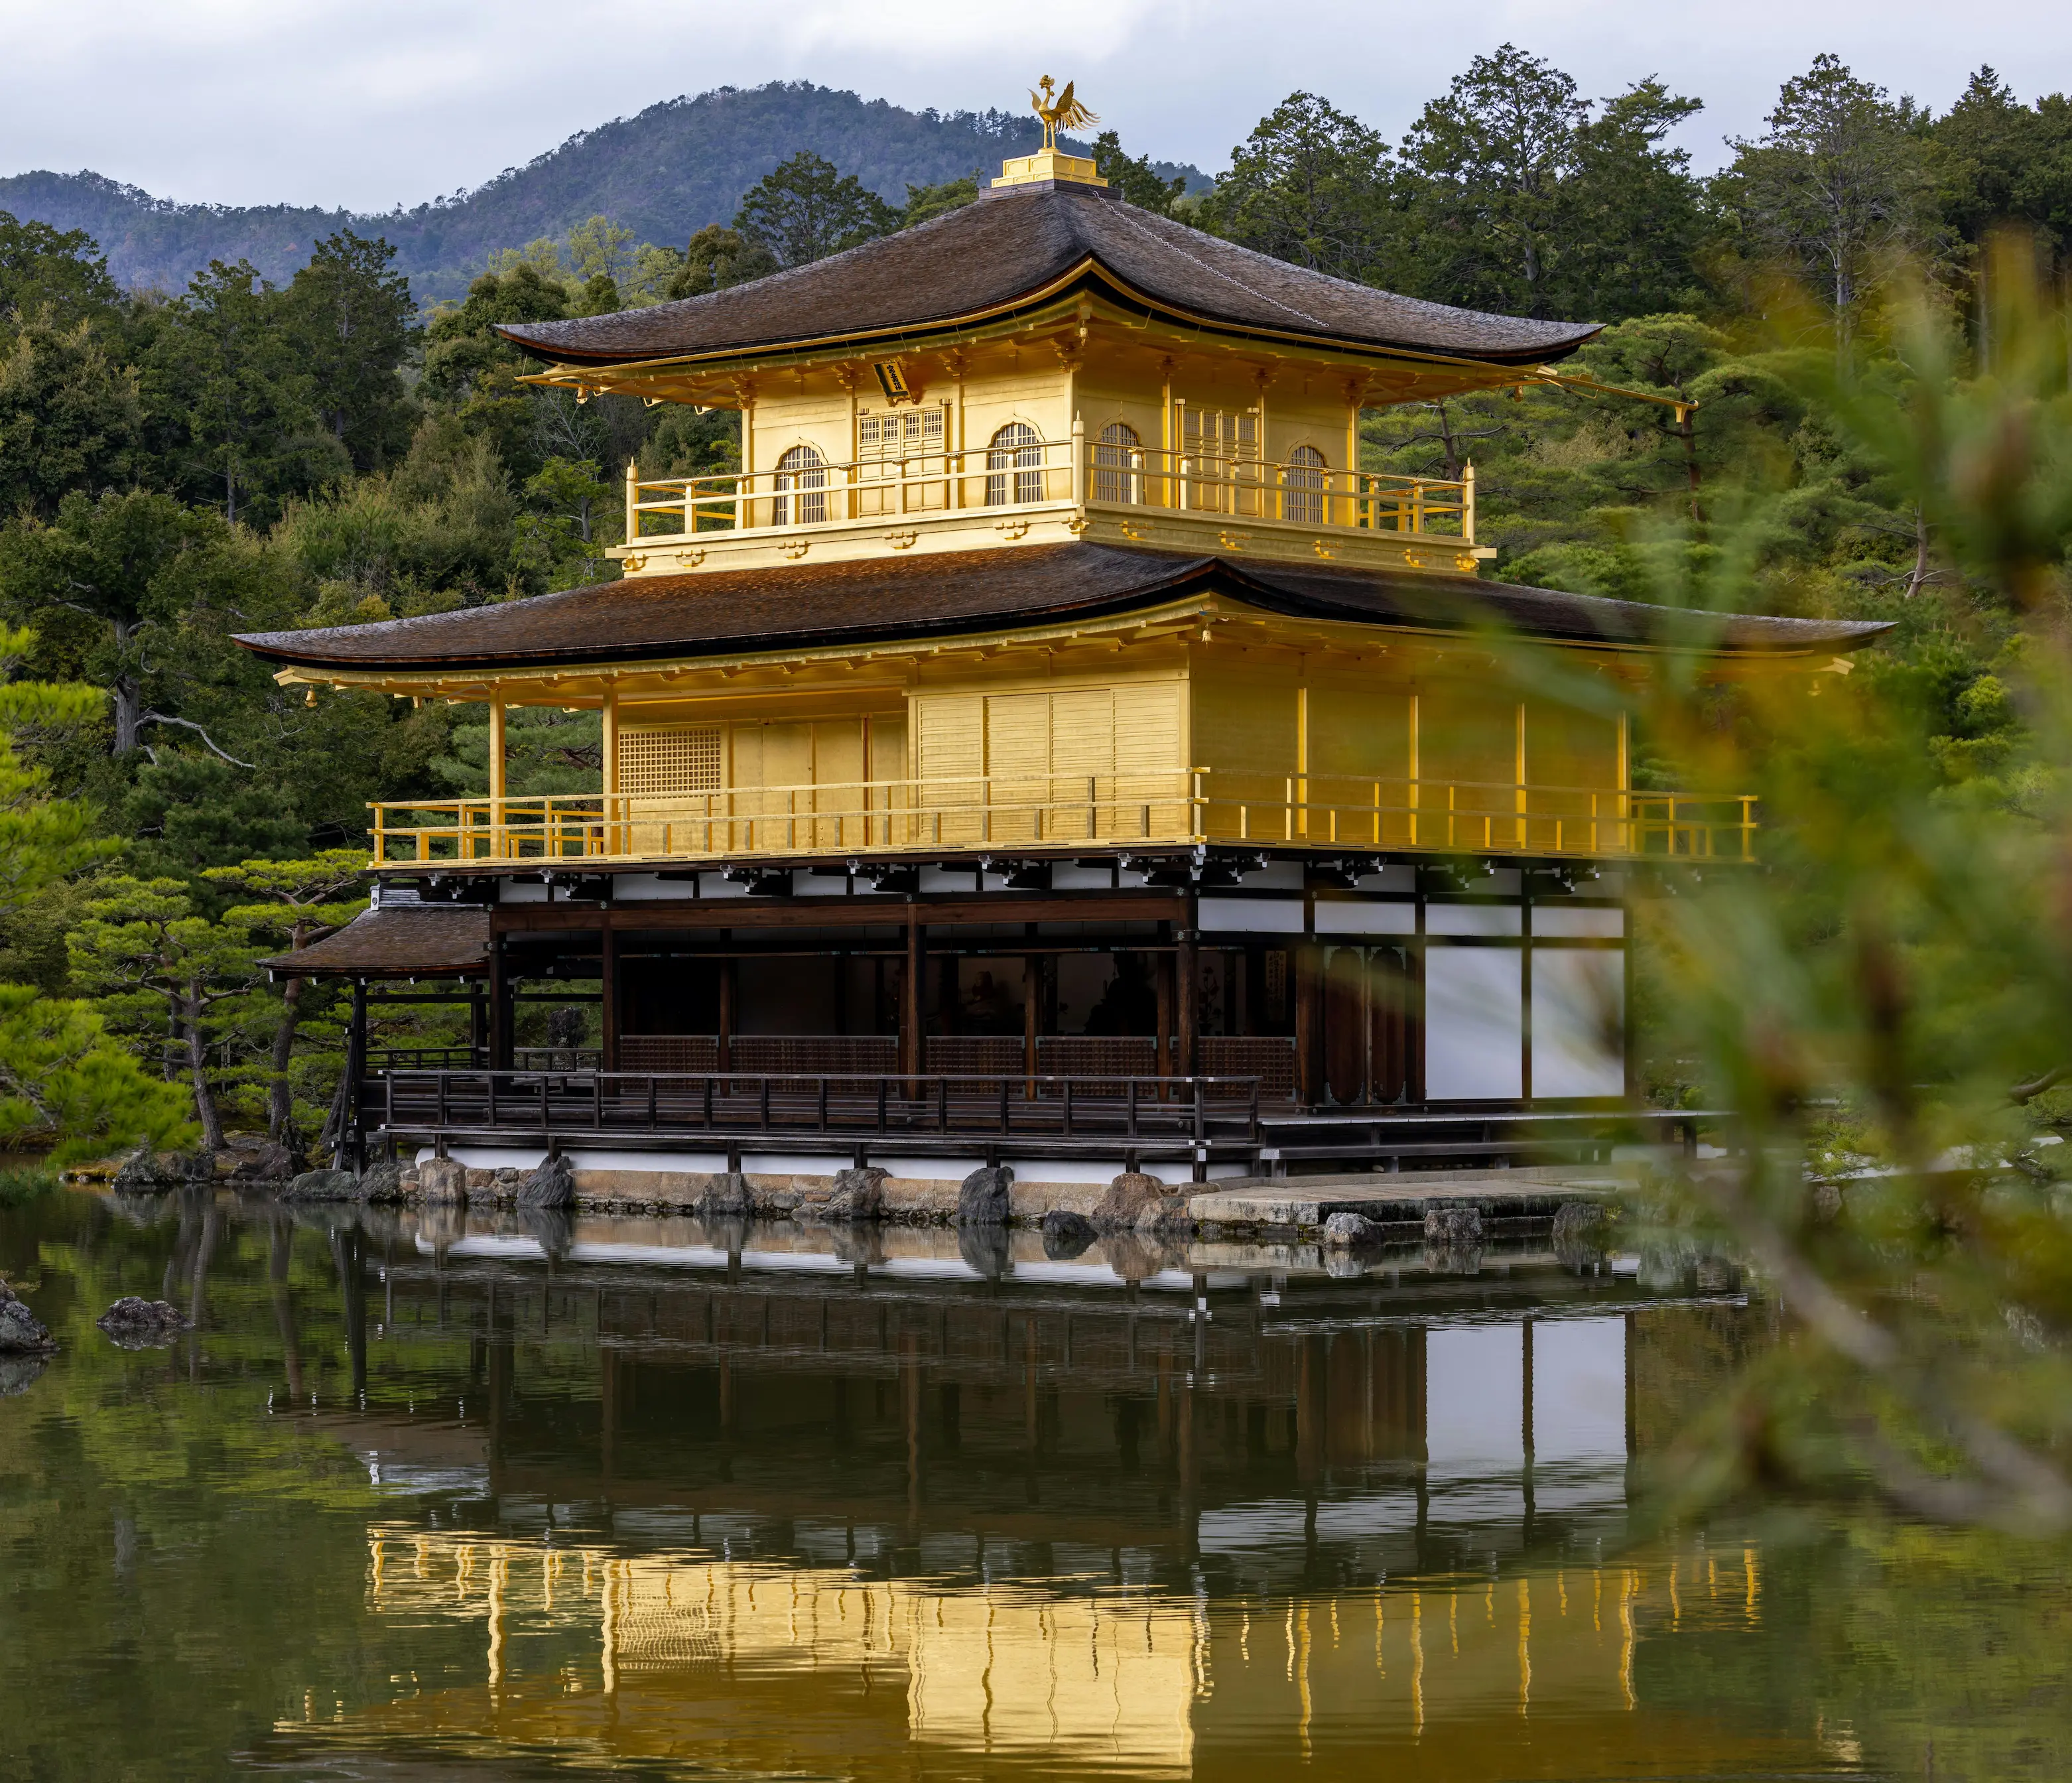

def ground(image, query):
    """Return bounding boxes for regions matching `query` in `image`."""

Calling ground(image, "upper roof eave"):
[231,545,1893,679]
[505,261,1593,382]
[490,182,1602,377]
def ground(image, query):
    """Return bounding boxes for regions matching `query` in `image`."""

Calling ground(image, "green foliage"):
[1090,133,1185,216]
[206,848,365,1143]
[143,257,352,525]
[0,308,142,515]
[0,983,194,1162]
[1200,92,1397,282]
[512,455,619,590]
[119,756,306,895]
[69,874,272,1150]
[1399,52,1706,319]
[898,176,980,228]
[0,209,123,329]
[1718,54,1945,321]
[434,702,599,797]
[1589,256,2072,1532]
[280,230,417,472]
[665,223,778,298]
[733,151,899,267]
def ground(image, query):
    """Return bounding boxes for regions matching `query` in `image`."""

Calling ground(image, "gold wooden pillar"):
[601,683,619,856]
[487,696,507,858]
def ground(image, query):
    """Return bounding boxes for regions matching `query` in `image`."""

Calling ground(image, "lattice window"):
[1094,421,1141,504]
[858,407,945,488]
[772,444,826,525]
[986,421,1043,506]
[1285,444,1327,525]
[1179,406,1260,513]
[619,726,723,796]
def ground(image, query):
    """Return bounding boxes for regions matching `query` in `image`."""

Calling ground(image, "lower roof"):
[262,905,489,979]
[235,545,1888,675]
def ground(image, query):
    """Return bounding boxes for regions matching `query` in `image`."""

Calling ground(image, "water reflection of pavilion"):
[271,1212,1809,1780]
[325,1211,1736,1580]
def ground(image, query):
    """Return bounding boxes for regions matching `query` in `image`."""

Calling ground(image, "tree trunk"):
[1679,407,1704,529]
[269,975,304,1142]
[111,674,145,756]
[184,986,226,1153]
[1906,505,1932,598]
[1435,401,1462,482]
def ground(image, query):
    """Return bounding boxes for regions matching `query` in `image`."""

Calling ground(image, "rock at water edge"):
[417,1157,467,1204]
[0,1282,56,1354]
[957,1165,1013,1226]
[517,1154,577,1210]
[1323,1211,1382,1247]
[283,1169,357,1202]
[1039,1209,1097,1260]
[1090,1172,1163,1231]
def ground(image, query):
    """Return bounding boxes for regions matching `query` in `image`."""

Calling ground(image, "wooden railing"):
[369,771,1756,866]
[624,427,1474,545]
[370,1069,1264,1152]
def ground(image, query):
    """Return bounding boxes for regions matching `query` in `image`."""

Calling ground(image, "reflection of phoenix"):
[1031,75,1098,150]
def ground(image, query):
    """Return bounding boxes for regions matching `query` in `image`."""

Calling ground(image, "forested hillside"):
[0,82,1202,300]
[0,47,2069,1163]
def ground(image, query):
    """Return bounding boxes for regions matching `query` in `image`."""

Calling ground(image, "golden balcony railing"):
[624,426,1474,545]
[369,772,1754,866]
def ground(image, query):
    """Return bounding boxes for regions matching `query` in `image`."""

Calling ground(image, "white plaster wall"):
[1531,950,1626,1098]
[1425,946,1523,1099]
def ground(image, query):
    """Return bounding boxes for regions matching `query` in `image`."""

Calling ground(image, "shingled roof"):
[495,181,1602,369]
[235,545,1888,674]
[261,905,489,978]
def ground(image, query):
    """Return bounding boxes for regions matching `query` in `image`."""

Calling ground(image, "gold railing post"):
[488,697,507,860]
[623,458,637,547]
[1462,461,1477,546]
[601,684,619,857]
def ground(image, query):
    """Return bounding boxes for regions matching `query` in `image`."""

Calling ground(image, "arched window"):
[985,421,1043,507]
[1093,421,1141,505]
[771,443,826,527]
[1284,444,1327,527]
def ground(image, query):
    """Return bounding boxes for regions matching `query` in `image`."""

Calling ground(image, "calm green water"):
[1,1182,2065,1782]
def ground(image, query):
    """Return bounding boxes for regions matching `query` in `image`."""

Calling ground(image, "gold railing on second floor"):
[625,429,1474,544]
[370,771,1754,866]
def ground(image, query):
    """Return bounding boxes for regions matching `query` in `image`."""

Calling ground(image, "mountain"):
[0,82,1210,304]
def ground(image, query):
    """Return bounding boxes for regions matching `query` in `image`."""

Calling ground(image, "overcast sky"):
[4,0,2069,212]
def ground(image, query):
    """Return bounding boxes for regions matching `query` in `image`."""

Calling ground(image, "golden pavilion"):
[243,104,1882,1187]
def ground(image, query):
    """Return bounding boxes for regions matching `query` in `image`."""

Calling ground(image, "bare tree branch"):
[137,712,255,769]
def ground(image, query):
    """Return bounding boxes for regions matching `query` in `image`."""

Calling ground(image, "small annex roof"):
[494,182,1600,371]
[235,545,1889,675]
[261,904,489,980]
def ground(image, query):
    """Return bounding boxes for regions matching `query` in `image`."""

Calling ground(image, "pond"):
[0,1181,2065,1780]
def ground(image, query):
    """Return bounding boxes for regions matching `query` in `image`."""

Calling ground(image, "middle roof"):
[496,180,1602,373]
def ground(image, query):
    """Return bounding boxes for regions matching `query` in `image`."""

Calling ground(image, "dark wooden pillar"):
[1175,931,1197,1078]
[1155,949,1175,1082]
[488,935,514,1071]
[599,925,619,1071]
[901,918,924,1085]
[1293,941,1323,1108]
[717,957,736,1072]
[1023,953,1039,1093]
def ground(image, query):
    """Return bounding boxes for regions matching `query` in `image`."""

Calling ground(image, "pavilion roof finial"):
[995,76,1107,192]
[1030,75,1098,153]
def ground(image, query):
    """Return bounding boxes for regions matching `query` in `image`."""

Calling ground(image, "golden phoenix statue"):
[1031,76,1098,151]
